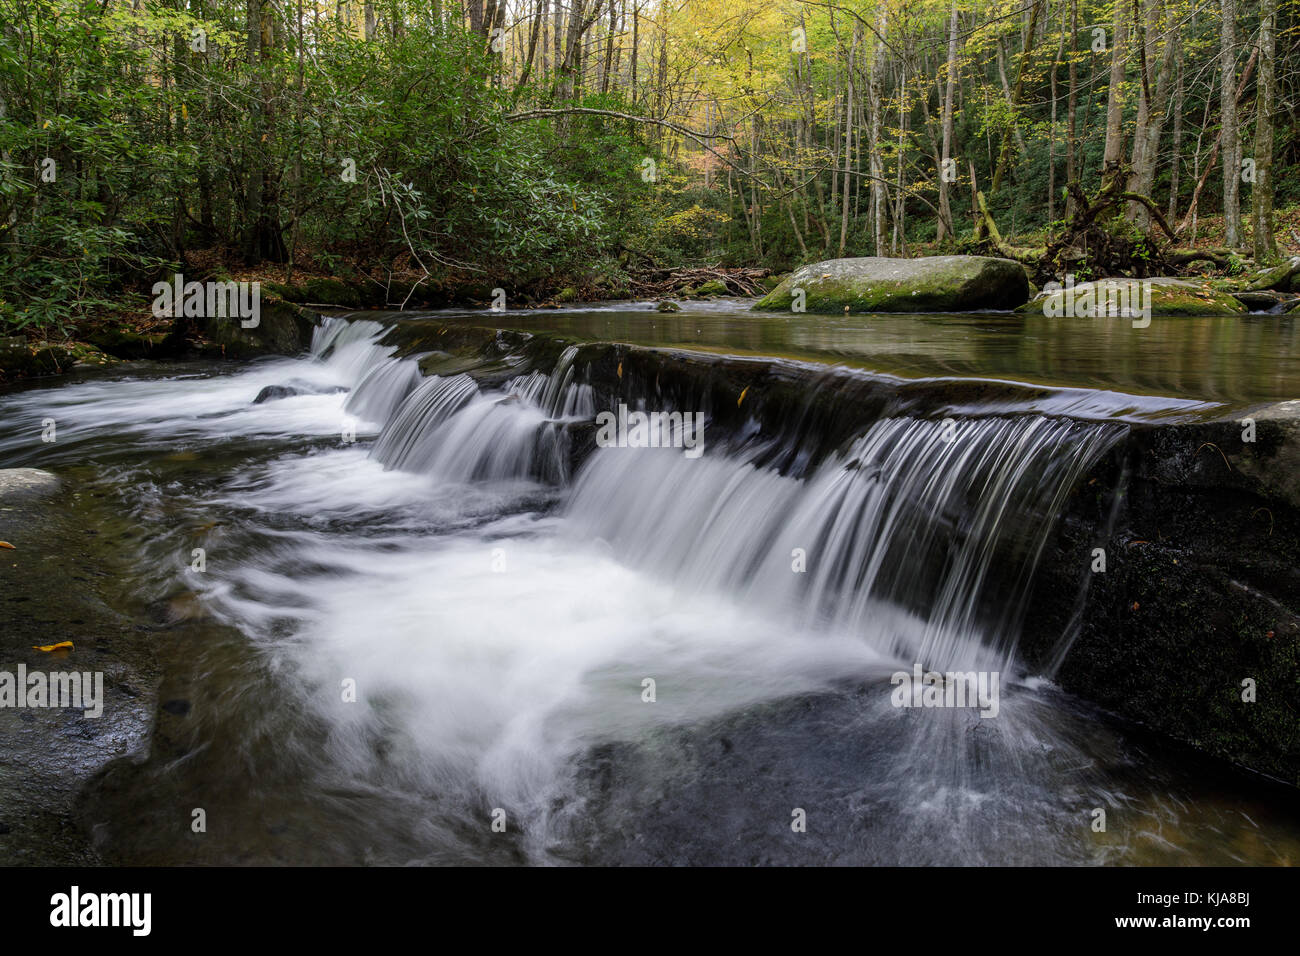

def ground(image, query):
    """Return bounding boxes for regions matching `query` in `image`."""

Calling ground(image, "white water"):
[0,316,1168,863]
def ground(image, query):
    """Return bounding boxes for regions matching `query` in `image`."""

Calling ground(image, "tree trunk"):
[1220,0,1241,247]
[1065,0,1079,218]
[838,25,858,257]
[937,0,958,241]
[1252,0,1276,259]
[868,6,888,256]
[1099,0,1130,196]
[1126,0,1178,229]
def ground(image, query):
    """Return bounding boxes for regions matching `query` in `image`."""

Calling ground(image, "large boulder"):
[1017,276,1246,317]
[195,299,317,356]
[752,255,1030,313]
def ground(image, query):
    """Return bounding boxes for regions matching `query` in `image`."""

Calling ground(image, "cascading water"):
[331,317,1122,677]
[4,312,1294,866]
[565,416,1124,675]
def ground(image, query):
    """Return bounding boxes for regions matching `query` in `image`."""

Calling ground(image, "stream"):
[1,302,1298,865]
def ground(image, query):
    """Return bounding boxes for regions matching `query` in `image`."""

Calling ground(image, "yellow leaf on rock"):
[737,386,749,406]
[0,541,15,549]
[33,641,73,652]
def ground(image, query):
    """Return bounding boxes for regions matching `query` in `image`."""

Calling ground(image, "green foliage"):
[0,1,660,333]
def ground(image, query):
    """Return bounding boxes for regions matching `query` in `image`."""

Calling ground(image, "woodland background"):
[1,0,1297,330]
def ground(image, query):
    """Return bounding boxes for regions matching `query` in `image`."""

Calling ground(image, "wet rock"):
[251,381,345,404]
[753,255,1030,313]
[161,699,192,716]
[197,300,318,357]
[87,329,169,360]
[1232,290,1298,312]
[1024,413,1300,785]
[253,385,302,403]
[0,468,60,502]
[656,300,681,313]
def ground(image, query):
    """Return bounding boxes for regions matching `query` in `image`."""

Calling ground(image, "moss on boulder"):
[300,277,362,307]
[197,299,316,356]
[1018,277,1247,317]
[752,255,1030,313]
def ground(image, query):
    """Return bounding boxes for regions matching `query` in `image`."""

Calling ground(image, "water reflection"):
[387,302,1300,408]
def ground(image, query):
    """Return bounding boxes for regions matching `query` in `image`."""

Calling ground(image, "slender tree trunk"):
[838,24,858,257]
[630,2,639,103]
[1126,0,1177,228]
[1065,0,1079,217]
[1252,0,1276,258]
[1100,0,1130,195]
[937,0,958,241]
[869,6,888,256]
[1220,0,1241,247]
[1167,60,1183,221]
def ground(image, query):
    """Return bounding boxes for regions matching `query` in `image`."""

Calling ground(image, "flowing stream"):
[2,308,1298,865]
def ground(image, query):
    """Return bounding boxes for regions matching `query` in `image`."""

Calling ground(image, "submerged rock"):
[752,255,1030,313]
[0,468,60,502]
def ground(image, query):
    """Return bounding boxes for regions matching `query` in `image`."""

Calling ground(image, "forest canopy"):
[0,0,1296,330]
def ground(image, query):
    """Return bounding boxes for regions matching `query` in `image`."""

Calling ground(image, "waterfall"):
[365,343,594,484]
[323,319,1123,676]
[566,416,1123,674]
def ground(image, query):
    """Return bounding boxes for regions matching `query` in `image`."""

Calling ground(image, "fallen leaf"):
[737,386,749,407]
[0,541,14,550]
[33,641,73,652]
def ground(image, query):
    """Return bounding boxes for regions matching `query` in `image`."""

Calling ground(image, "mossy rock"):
[759,274,785,293]
[1018,277,1246,317]
[656,300,681,313]
[695,280,729,296]
[300,277,362,308]
[555,287,579,303]
[0,342,75,377]
[197,299,316,356]
[753,255,1030,313]
[261,281,305,302]
[87,329,168,359]
[1243,256,1300,292]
